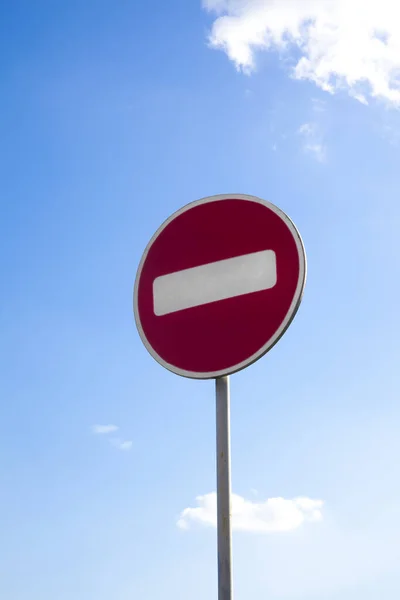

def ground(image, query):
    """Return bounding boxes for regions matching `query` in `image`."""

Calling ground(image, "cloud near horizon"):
[178,492,323,533]
[203,0,400,105]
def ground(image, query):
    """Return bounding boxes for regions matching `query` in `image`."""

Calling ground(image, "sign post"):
[134,194,306,600]
[216,376,232,600]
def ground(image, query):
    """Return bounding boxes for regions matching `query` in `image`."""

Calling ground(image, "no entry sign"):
[134,194,306,379]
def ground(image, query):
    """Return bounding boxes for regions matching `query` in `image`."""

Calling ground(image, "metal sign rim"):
[133,193,307,379]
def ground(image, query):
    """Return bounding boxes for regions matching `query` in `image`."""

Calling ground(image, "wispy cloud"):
[177,492,323,533]
[203,0,400,106]
[91,424,119,435]
[298,122,326,162]
[311,98,326,113]
[110,438,133,451]
[91,424,132,451]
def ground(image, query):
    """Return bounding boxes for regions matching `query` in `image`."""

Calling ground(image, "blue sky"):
[1,0,400,598]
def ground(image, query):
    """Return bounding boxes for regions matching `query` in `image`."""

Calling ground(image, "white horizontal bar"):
[153,250,276,316]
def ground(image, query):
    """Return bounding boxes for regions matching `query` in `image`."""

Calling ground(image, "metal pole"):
[216,376,233,600]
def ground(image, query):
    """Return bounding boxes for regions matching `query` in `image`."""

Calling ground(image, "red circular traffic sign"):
[134,194,306,379]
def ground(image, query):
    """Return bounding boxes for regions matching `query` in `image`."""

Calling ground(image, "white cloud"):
[203,0,400,105]
[91,424,119,434]
[177,492,323,532]
[298,121,326,162]
[110,438,133,451]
